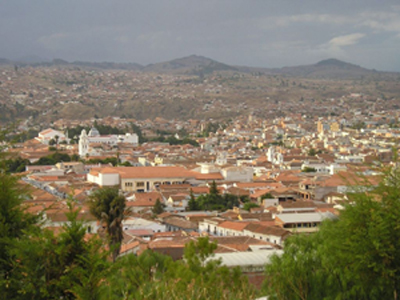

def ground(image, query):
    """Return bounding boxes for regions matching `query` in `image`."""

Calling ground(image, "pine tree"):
[188,189,199,211]
[0,172,38,297]
[152,198,164,215]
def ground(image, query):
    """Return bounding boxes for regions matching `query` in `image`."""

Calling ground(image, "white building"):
[221,166,253,182]
[122,217,166,232]
[36,128,70,145]
[78,127,138,157]
[87,166,195,192]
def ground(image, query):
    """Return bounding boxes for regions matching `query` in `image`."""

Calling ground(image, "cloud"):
[308,33,366,61]
[328,33,365,47]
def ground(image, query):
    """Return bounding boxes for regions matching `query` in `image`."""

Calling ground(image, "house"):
[243,224,290,245]
[214,221,251,237]
[163,216,198,232]
[125,192,163,213]
[87,166,195,192]
[122,217,166,233]
[43,209,99,234]
[36,128,70,145]
[275,212,336,233]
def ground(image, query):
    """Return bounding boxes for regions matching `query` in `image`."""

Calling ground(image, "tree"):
[54,135,59,147]
[209,180,219,196]
[188,189,199,211]
[261,193,274,200]
[262,166,400,300]
[152,198,164,215]
[302,166,317,173]
[0,172,39,297]
[308,148,317,156]
[243,202,260,211]
[89,187,127,262]
[104,237,257,300]
[11,202,110,299]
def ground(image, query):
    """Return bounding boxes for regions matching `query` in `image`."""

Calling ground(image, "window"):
[125,182,133,187]
[136,182,145,187]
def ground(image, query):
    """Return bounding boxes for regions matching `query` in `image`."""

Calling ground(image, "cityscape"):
[1,1,400,299]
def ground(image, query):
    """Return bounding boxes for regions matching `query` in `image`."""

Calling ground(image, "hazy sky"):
[1,1,400,71]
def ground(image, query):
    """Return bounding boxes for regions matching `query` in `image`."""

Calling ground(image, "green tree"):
[262,166,400,300]
[308,148,317,156]
[104,237,256,300]
[302,166,317,172]
[261,193,274,200]
[188,189,199,211]
[4,157,30,173]
[89,187,127,262]
[209,180,219,196]
[152,198,164,215]
[12,202,110,300]
[0,173,39,297]
[243,202,260,211]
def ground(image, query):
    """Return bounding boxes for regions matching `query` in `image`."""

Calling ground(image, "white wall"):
[222,167,253,182]
[99,173,120,186]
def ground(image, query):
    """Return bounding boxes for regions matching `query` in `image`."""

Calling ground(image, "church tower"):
[79,129,89,157]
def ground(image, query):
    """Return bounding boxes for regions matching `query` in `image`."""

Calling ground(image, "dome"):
[88,127,100,137]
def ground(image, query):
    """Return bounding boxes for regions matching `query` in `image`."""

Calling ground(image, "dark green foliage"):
[11,203,110,300]
[194,182,240,211]
[0,172,38,297]
[243,202,260,211]
[202,122,224,137]
[4,156,30,173]
[86,157,118,166]
[351,120,366,130]
[262,166,400,300]
[130,123,146,143]
[260,193,274,200]
[188,189,200,211]
[307,148,317,156]
[67,125,90,142]
[89,187,127,262]
[149,135,199,147]
[152,198,164,215]
[105,237,257,300]
[70,153,80,162]
[302,166,317,172]
[34,152,71,165]
[6,128,39,143]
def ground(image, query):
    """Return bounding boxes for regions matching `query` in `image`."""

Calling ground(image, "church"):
[78,127,139,157]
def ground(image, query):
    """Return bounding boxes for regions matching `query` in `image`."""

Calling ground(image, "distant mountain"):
[270,58,391,79]
[0,58,11,65]
[71,61,143,71]
[16,55,50,64]
[142,55,237,75]
[0,54,397,79]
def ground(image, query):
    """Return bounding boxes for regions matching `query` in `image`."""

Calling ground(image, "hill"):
[142,55,238,75]
[237,58,396,80]
[274,58,385,79]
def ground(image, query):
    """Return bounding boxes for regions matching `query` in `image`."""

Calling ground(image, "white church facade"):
[79,127,139,157]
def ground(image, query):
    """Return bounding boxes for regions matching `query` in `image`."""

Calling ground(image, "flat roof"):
[276,212,335,224]
[206,250,283,267]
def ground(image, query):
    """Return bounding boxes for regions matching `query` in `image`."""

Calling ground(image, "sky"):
[1,0,400,71]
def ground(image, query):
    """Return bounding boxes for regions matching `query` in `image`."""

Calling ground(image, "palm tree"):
[89,187,127,262]
[54,135,59,149]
